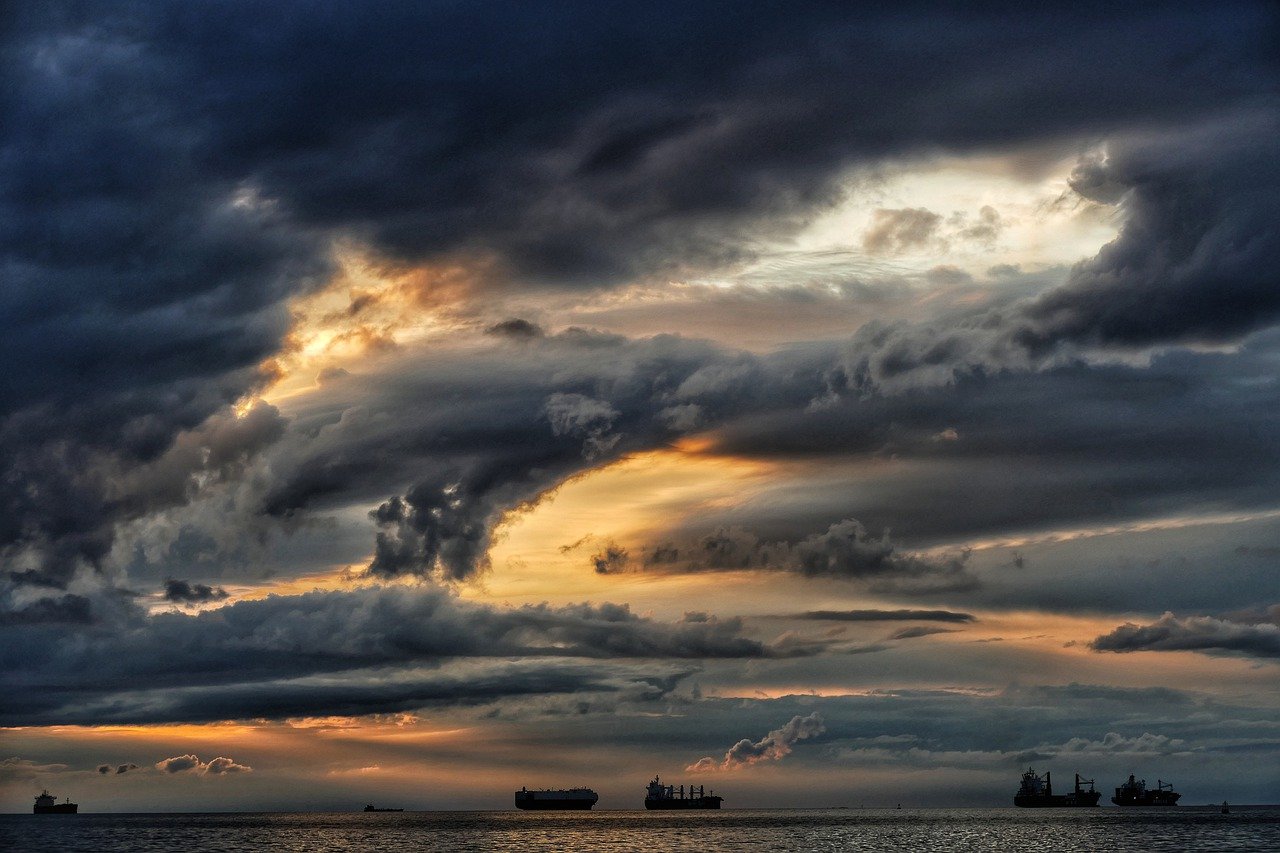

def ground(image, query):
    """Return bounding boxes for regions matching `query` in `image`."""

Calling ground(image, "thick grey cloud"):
[633,519,975,590]
[705,333,1280,550]
[5,3,1280,762]
[163,579,229,605]
[1020,114,1280,350]
[109,318,1280,608]
[1091,611,1280,659]
[0,594,93,626]
[252,331,802,582]
[837,113,1280,393]
[2,399,288,597]
[0,583,803,725]
[4,0,1278,606]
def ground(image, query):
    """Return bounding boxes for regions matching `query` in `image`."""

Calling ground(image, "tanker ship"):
[1013,768,1100,807]
[644,776,723,809]
[514,786,598,810]
[1111,774,1181,806]
[33,791,78,814]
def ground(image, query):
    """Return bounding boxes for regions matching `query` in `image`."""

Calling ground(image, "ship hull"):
[514,789,598,810]
[515,799,596,810]
[645,797,722,810]
[1014,793,1100,808]
[1111,795,1180,807]
[33,804,78,814]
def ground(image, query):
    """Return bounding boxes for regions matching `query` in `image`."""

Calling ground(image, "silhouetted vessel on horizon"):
[363,804,403,812]
[1013,768,1100,807]
[514,786,598,810]
[644,776,723,809]
[1111,774,1180,806]
[33,791,77,814]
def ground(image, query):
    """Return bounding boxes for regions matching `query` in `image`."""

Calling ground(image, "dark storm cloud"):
[703,334,1280,549]
[4,0,1277,602]
[7,0,1280,630]
[0,583,804,725]
[131,319,1280,600]
[2,393,288,595]
[1019,113,1280,351]
[33,1,1267,288]
[837,112,1280,392]
[1091,611,1280,659]
[253,331,810,582]
[2,2,325,584]
[162,579,229,605]
[0,594,93,625]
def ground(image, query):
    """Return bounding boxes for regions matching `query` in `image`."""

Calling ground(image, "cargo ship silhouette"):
[514,786,599,810]
[1111,774,1181,806]
[33,791,77,814]
[1013,768,1100,807]
[644,775,722,809]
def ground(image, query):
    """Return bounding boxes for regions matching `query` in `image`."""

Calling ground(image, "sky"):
[2,1,1279,811]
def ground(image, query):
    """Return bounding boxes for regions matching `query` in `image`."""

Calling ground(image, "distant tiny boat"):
[1221,801,1230,814]
[363,804,404,812]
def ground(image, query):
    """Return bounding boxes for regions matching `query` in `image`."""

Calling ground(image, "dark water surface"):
[3,807,1278,852]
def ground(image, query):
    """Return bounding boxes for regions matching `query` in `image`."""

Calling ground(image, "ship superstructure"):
[1013,768,1100,807]
[644,776,723,810]
[514,786,598,810]
[1111,774,1180,806]
[33,790,78,814]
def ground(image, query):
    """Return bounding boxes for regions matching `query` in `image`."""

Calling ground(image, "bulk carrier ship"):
[1013,768,1100,807]
[33,791,77,814]
[1111,774,1180,806]
[644,776,723,809]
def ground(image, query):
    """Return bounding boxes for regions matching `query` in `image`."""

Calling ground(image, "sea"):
[3,807,1278,852]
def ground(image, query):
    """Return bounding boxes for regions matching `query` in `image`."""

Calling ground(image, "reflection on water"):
[3,807,1278,853]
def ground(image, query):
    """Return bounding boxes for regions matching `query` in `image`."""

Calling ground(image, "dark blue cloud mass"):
[2,1,1279,699]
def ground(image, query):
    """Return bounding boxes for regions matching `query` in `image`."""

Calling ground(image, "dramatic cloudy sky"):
[2,1,1279,811]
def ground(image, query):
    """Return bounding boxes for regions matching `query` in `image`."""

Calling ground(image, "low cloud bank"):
[1091,610,1280,659]
[156,754,252,775]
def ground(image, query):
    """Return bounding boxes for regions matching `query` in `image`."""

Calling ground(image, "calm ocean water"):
[3,807,1278,852]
